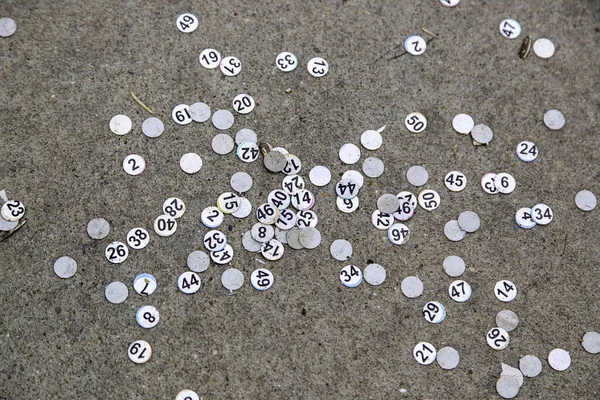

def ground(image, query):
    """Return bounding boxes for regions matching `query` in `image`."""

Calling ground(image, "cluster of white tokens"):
[452,113,494,145]
[499,18,556,59]
[444,210,480,242]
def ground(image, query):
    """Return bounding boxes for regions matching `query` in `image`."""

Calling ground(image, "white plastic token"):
[176,390,199,400]
[232,93,255,115]
[519,355,543,378]
[342,170,364,190]
[201,206,224,228]
[251,223,274,243]
[282,154,302,176]
[203,230,227,252]
[582,331,600,354]
[362,157,385,178]
[516,141,539,162]
[298,227,322,249]
[543,109,565,130]
[105,241,128,264]
[105,281,128,304]
[423,301,446,324]
[496,310,519,332]
[296,210,318,228]
[418,189,440,211]
[291,189,315,211]
[154,214,177,237]
[127,227,150,250]
[452,113,474,134]
[0,216,18,231]
[163,197,185,219]
[448,280,471,302]
[481,173,499,194]
[217,192,241,214]
[395,191,417,219]
[405,112,427,133]
[337,196,359,213]
[235,128,257,144]
[128,340,152,364]
[307,57,329,77]
[276,208,297,230]
[54,256,77,279]
[330,239,353,261]
[339,143,361,165]
[286,228,304,250]
[531,203,553,225]
[136,305,159,329]
[275,228,288,244]
[496,375,520,399]
[272,147,289,155]
[211,244,233,265]
[264,151,288,172]
[444,171,467,191]
[407,166,429,187]
[437,347,459,369]
[212,110,235,131]
[309,166,332,187]
[575,190,597,211]
[230,172,253,193]
[172,104,192,125]
[133,273,157,296]
[533,38,556,59]
[360,130,383,150]
[1,200,25,221]
[457,211,480,233]
[372,210,394,230]
[548,349,571,371]
[404,35,427,55]
[178,271,201,294]
[187,251,210,273]
[363,263,386,286]
[413,342,436,365]
[242,230,263,252]
[212,133,235,154]
[0,18,17,37]
[251,268,274,291]
[220,56,242,76]
[237,141,260,163]
[443,256,466,277]
[487,327,510,350]
[501,364,523,390]
[232,197,252,219]
[515,207,536,229]
[444,220,466,242]
[276,51,298,72]
[176,13,198,33]
[440,0,460,6]
[261,239,284,261]
[471,123,493,144]
[377,194,400,214]
[499,19,521,39]
[388,223,410,245]
[495,280,517,302]
[282,175,305,194]
[199,48,221,69]
[122,154,146,176]
[180,153,203,174]
[401,276,423,298]
[109,114,132,135]
[189,102,211,122]
[256,203,279,225]
[495,173,516,194]
[340,265,362,288]
[221,268,244,292]
[141,117,164,138]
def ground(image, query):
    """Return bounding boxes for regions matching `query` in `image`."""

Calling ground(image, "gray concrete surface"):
[1,0,599,398]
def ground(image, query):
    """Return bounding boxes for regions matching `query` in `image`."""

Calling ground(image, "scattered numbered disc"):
[516,141,539,162]
[395,191,417,221]
[291,189,315,211]
[418,189,440,211]
[330,239,353,261]
[212,110,235,131]
[232,93,255,115]
[220,56,242,76]
[495,173,516,194]
[211,244,234,265]
[495,280,517,302]
[362,157,384,178]
[163,197,185,218]
[423,301,446,324]
[443,255,466,277]
[515,207,536,229]
[298,227,321,249]
[230,172,253,193]
[487,327,510,350]
[261,239,284,261]
[582,331,600,354]
[340,264,362,288]
[251,223,274,243]
[405,112,427,133]
[471,123,493,144]
[212,133,235,155]
[203,230,227,252]
[413,342,436,365]
[217,192,241,214]
[136,305,159,329]
[189,102,211,122]
[533,38,556,59]
[172,104,192,125]
[242,230,263,252]
[264,150,287,172]
[448,280,471,302]
[309,166,332,187]
[342,170,364,190]
[496,375,520,399]
[360,130,383,150]
[251,268,274,291]
[199,48,222,69]
[105,241,129,264]
[141,117,164,138]
[405,35,427,55]
[372,210,394,230]
[2,200,25,223]
[531,203,553,225]
[363,263,386,286]
[499,19,521,39]
[276,51,298,72]
[401,276,423,298]
[109,114,132,135]
[133,273,157,296]
[154,214,177,236]
[123,154,146,176]
[440,0,460,6]
[286,227,304,250]
[257,203,279,224]
[128,340,152,364]
[444,171,467,192]
[53,256,77,279]
[176,390,199,400]
[388,223,410,245]
[178,271,201,294]
[444,220,466,242]
[187,251,210,273]
[481,173,499,194]
[105,281,128,304]
[237,141,260,163]
[307,57,329,77]
[337,196,359,213]
[232,197,252,218]
[452,113,474,134]
[296,210,318,228]
[543,109,565,130]
[548,349,571,371]
[377,194,400,215]
[282,175,305,194]
[0,17,17,37]
[457,211,480,233]
[519,355,543,378]
[87,218,110,239]
[179,153,202,174]
[496,310,519,332]
[282,154,302,175]
[575,190,597,211]
[221,268,244,292]
[201,206,224,228]
[176,13,198,33]
[407,166,429,187]
[437,346,459,369]
[127,227,150,250]
[275,208,296,229]
[235,128,257,144]
[339,143,361,165]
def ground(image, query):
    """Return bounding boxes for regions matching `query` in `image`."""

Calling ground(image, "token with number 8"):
[136,305,159,329]
[251,268,274,291]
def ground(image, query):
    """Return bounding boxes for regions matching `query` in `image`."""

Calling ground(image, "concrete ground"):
[1,0,599,398]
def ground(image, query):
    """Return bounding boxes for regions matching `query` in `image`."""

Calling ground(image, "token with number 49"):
[251,268,274,291]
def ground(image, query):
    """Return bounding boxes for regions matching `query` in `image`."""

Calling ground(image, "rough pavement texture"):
[1,0,599,398]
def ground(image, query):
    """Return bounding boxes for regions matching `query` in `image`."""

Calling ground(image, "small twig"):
[130,92,153,114]
[422,28,438,38]
[560,233,568,256]
[377,125,386,133]
[519,35,532,59]
[0,219,27,242]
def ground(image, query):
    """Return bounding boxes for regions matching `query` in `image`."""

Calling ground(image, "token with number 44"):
[178,271,201,294]
[136,305,159,329]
